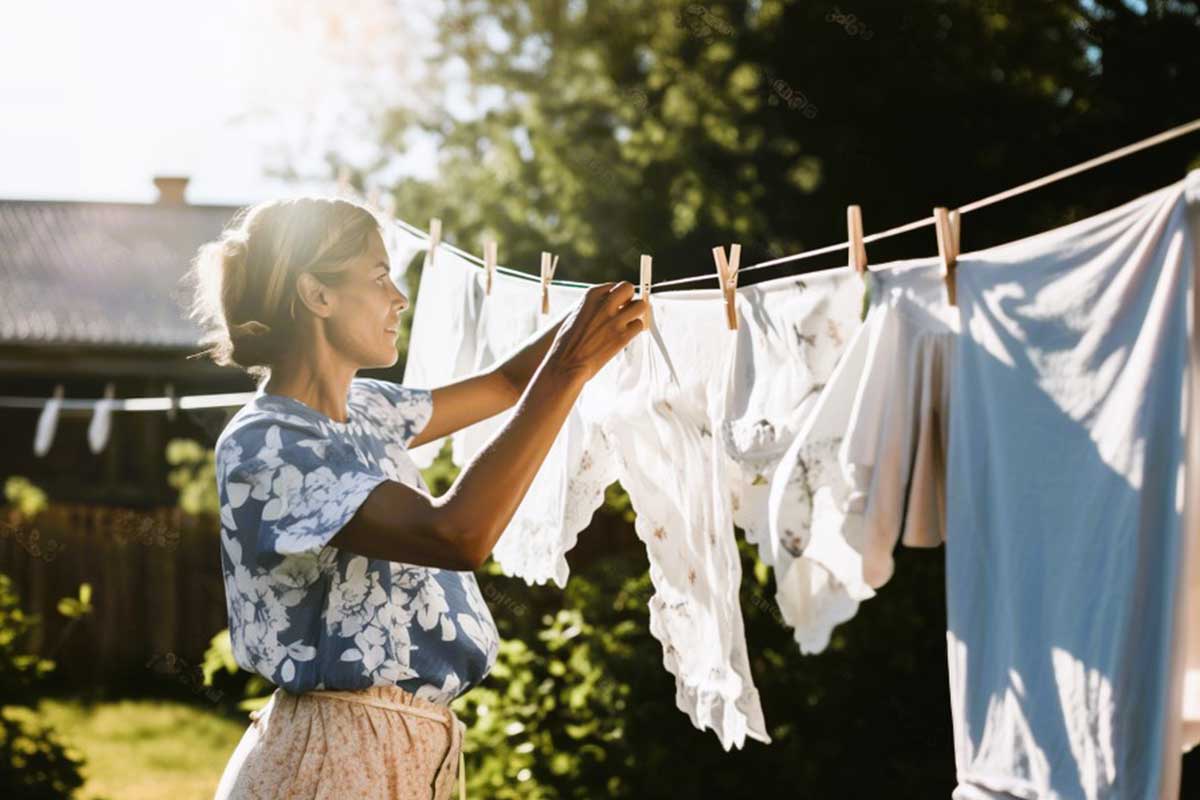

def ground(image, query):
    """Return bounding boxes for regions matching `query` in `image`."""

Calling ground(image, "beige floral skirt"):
[213,684,467,800]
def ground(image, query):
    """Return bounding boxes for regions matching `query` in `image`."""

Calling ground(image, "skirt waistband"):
[256,685,468,800]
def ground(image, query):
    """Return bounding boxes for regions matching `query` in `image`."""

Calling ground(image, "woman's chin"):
[376,347,400,368]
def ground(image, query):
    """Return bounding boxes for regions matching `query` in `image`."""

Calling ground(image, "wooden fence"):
[0,503,227,687]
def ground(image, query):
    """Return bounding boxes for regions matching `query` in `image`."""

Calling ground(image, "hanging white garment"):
[88,382,116,454]
[34,384,64,457]
[722,269,862,567]
[442,263,579,467]
[381,220,426,298]
[571,269,861,749]
[402,251,601,587]
[578,287,768,750]
[764,259,956,653]
[945,171,1200,799]
[402,248,489,468]
[454,272,613,588]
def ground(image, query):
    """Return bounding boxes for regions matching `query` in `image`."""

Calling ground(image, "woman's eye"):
[376,276,387,286]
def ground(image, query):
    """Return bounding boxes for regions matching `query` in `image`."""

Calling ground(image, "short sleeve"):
[217,419,388,567]
[358,378,434,447]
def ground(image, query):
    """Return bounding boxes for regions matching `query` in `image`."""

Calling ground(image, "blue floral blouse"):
[214,377,499,704]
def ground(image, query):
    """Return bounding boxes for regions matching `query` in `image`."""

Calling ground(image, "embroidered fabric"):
[720,269,863,568]
[579,287,769,750]
[765,259,956,654]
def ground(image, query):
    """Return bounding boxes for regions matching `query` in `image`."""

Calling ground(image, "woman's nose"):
[392,285,409,311]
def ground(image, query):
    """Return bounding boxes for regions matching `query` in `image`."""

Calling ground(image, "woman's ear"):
[295,272,336,320]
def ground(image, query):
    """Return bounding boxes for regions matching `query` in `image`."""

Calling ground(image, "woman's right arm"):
[329,281,647,570]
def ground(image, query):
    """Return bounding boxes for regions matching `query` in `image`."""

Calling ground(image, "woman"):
[186,196,648,799]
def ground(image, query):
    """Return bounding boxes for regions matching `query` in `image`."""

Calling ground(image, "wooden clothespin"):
[483,240,497,296]
[540,251,559,314]
[933,207,961,306]
[711,244,741,330]
[165,382,177,422]
[427,218,442,268]
[848,205,868,276]
[639,254,654,327]
[366,187,382,210]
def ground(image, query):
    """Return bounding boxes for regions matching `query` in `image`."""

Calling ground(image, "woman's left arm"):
[409,316,567,449]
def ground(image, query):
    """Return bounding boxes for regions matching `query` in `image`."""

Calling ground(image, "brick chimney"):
[153,175,189,206]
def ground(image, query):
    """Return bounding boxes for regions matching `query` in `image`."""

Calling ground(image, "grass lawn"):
[28,697,247,800]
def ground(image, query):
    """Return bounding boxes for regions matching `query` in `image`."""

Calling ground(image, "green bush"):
[0,573,86,799]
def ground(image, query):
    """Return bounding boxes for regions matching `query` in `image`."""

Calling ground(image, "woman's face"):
[323,227,409,369]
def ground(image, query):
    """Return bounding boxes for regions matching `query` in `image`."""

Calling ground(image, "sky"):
[0,0,441,206]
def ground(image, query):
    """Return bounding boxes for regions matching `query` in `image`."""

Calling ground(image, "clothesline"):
[4,117,1195,415]
[388,116,1200,291]
[388,215,594,289]
[0,387,253,412]
[681,114,1200,289]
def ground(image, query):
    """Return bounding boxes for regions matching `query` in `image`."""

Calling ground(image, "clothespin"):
[165,382,177,422]
[34,384,64,458]
[380,193,397,218]
[88,383,116,455]
[366,187,382,210]
[483,240,498,296]
[710,244,741,330]
[639,254,654,327]
[540,251,559,314]
[427,218,442,268]
[933,207,961,306]
[847,205,868,276]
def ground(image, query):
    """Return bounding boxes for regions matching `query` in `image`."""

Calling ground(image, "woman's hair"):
[183,196,383,382]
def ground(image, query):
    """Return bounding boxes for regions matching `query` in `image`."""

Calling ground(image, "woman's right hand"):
[543,281,649,385]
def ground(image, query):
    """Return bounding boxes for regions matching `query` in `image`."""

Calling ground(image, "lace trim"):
[634,513,771,751]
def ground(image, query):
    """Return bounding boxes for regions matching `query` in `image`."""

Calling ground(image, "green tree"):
[366,0,1198,286]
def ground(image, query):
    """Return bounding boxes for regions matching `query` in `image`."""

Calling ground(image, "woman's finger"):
[600,282,637,316]
[611,298,649,329]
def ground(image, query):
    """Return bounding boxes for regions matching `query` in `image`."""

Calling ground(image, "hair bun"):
[221,234,249,265]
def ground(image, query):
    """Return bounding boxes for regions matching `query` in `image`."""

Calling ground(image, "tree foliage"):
[366,0,1200,287]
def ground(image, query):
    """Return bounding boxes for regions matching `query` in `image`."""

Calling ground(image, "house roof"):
[0,197,241,350]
